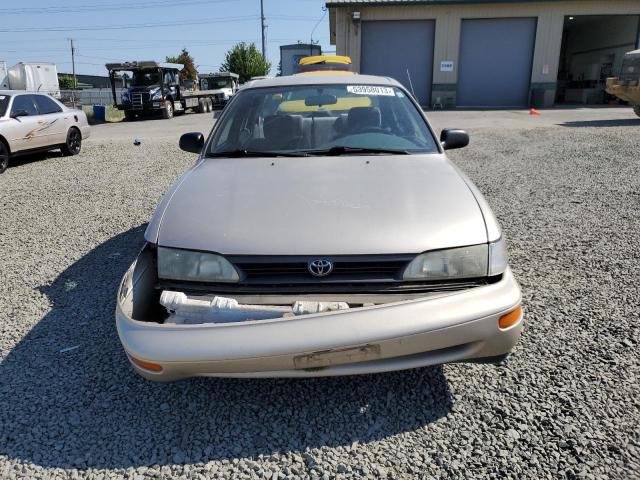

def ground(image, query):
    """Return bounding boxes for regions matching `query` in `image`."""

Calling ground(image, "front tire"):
[0,141,9,174]
[205,98,213,113]
[633,104,640,118]
[162,100,174,119]
[61,128,82,156]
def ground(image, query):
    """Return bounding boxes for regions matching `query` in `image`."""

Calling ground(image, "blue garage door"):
[361,20,435,106]
[457,18,537,107]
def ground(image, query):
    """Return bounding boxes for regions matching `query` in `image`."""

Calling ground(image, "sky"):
[0,0,332,77]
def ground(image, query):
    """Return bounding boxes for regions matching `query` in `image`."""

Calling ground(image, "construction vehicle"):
[198,72,239,109]
[106,61,226,120]
[606,49,640,117]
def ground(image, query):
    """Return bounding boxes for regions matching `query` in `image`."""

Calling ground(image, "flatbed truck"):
[106,61,226,120]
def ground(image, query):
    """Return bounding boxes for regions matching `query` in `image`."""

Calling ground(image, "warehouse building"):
[327,0,640,107]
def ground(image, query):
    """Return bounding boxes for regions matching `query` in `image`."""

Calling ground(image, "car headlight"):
[403,244,488,280]
[150,88,162,100]
[488,237,508,276]
[121,90,130,101]
[403,239,509,281]
[157,247,240,283]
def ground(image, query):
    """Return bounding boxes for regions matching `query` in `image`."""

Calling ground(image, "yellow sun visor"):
[278,96,372,113]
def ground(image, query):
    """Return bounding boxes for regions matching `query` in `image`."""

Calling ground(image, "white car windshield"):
[207,84,439,156]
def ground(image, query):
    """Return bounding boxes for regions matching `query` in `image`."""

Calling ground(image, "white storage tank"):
[6,62,61,98]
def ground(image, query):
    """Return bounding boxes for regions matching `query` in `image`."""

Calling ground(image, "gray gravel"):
[0,122,639,479]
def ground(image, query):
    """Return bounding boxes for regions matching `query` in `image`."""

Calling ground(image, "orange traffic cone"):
[530,108,541,116]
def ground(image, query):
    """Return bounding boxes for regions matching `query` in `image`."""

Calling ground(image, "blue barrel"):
[93,105,106,122]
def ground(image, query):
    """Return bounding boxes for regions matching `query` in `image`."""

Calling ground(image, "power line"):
[0,0,240,15]
[0,15,259,33]
[1,37,329,55]
[0,14,319,33]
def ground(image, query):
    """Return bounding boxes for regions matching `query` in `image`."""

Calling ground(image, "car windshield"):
[0,95,9,117]
[205,78,233,89]
[132,70,161,87]
[207,84,438,156]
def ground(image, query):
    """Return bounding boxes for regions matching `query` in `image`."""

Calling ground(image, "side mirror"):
[440,128,469,150]
[11,109,29,119]
[179,132,205,154]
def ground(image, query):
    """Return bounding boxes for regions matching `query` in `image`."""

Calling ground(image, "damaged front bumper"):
[115,247,523,381]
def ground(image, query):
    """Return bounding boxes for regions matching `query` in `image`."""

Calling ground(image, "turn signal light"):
[499,305,523,329]
[129,355,163,372]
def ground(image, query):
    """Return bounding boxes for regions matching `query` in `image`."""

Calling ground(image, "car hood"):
[148,155,488,255]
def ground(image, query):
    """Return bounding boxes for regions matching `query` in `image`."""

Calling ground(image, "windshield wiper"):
[303,146,411,156]
[207,149,309,158]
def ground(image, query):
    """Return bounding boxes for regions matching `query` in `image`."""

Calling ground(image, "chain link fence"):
[59,88,124,107]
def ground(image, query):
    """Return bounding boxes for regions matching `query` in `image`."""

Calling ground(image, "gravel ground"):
[0,122,639,479]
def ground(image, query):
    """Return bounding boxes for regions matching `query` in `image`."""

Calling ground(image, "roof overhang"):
[105,61,184,71]
[326,0,565,5]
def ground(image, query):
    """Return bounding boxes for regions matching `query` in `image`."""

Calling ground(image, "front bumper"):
[116,102,163,113]
[211,97,228,108]
[116,253,523,381]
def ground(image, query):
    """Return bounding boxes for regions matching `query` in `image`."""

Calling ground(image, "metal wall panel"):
[335,1,640,82]
[457,18,537,107]
[361,20,435,105]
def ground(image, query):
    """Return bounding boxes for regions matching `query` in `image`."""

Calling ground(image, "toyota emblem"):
[308,259,333,277]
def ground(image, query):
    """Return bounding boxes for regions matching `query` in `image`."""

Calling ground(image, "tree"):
[166,48,197,83]
[220,42,271,83]
[58,75,76,89]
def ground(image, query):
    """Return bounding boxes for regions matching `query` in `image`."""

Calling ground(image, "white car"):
[0,91,91,173]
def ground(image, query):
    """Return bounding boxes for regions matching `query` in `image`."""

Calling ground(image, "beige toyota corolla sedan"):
[116,74,523,381]
[0,91,90,173]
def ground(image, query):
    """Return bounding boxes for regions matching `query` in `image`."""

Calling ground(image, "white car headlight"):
[157,247,240,283]
[150,88,162,100]
[403,244,489,281]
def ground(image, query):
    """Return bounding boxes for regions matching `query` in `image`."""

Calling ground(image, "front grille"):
[131,92,148,110]
[156,254,495,296]
[231,255,412,283]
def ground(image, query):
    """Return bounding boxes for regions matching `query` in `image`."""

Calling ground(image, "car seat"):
[261,114,304,150]
[345,107,381,134]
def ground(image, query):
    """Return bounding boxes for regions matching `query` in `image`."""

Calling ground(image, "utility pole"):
[70,38,77,107]
[260,0,266,59]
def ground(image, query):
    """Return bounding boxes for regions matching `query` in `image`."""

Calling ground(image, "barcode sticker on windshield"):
[347,86,395,96]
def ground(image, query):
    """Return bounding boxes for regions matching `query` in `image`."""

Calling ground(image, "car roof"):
[0,90,51,96]
[241,73,403,90]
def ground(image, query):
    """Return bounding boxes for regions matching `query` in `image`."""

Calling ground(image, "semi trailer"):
[0,62,61,98]
[106,61,229,120]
